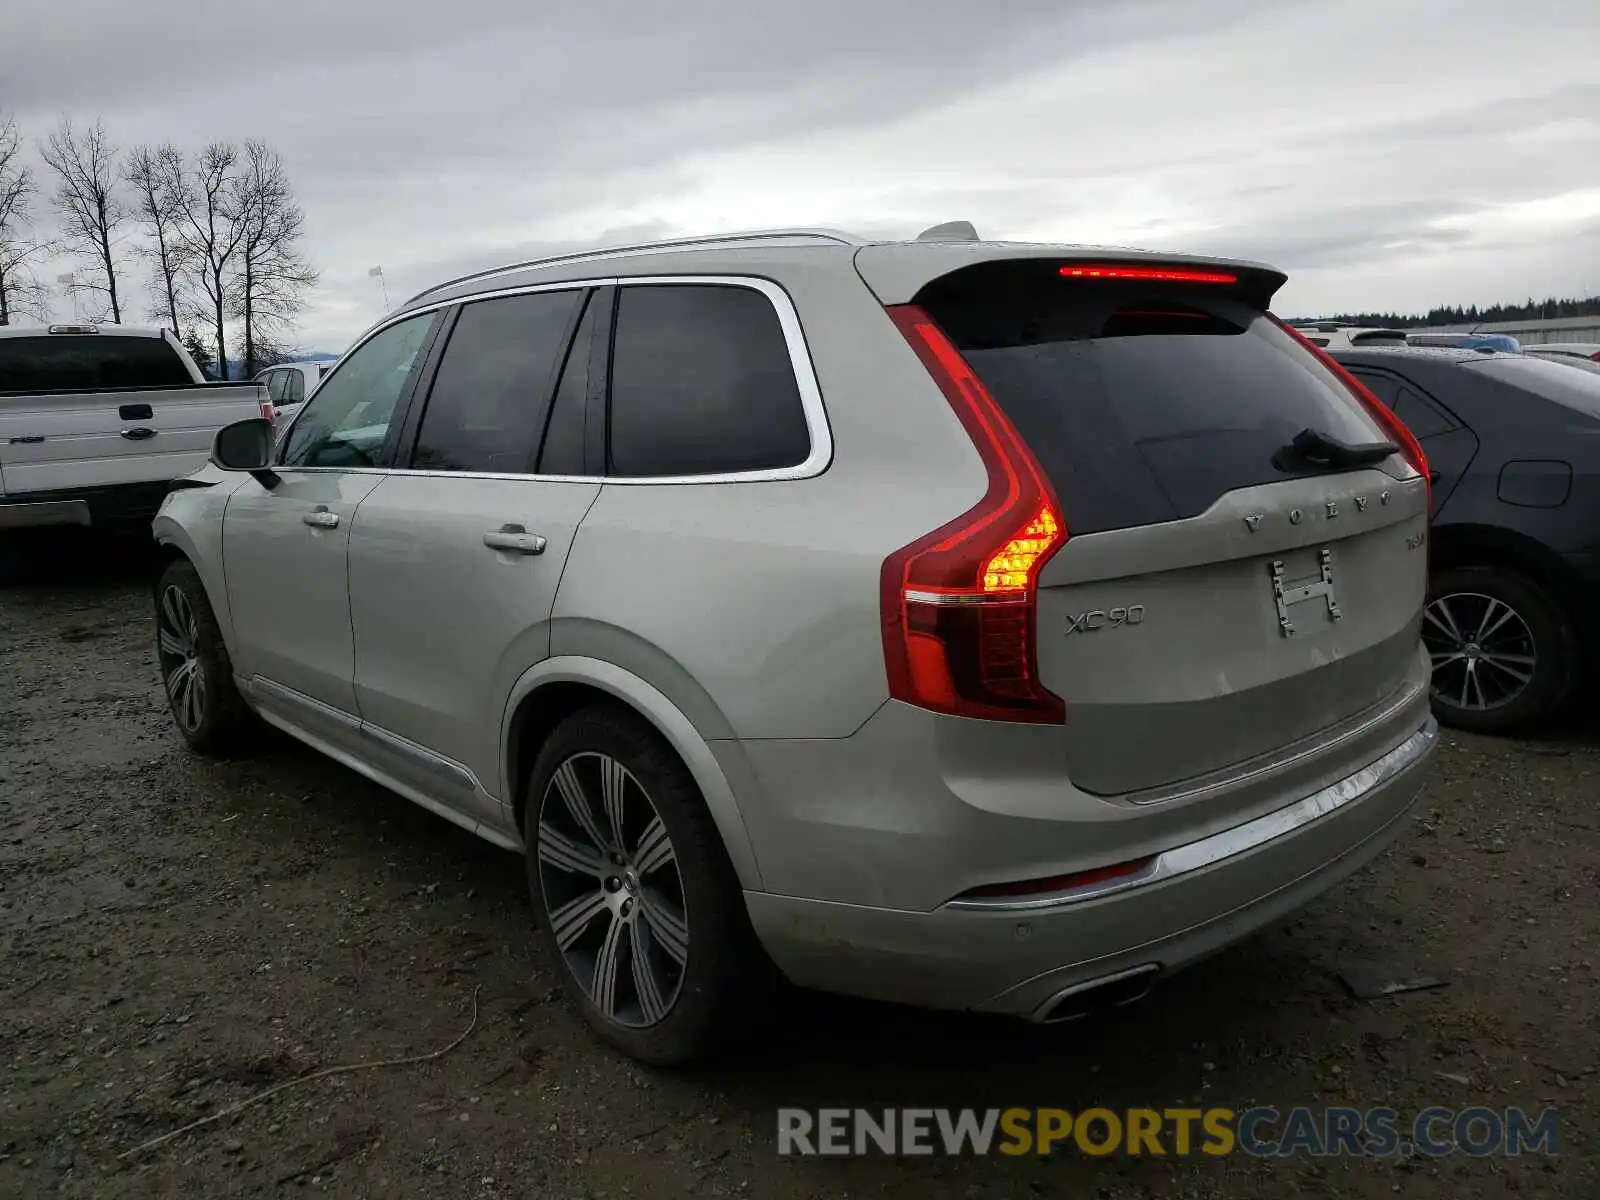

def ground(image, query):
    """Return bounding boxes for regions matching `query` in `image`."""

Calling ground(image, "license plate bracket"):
[1270,548,1342,637]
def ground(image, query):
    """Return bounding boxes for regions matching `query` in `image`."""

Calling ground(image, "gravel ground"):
[2,536,1596,1199]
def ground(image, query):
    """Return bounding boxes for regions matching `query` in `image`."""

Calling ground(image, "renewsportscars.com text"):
[776,1106,1559,1158]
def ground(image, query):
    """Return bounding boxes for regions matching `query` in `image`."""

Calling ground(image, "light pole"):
[56,272,81,321]
[369,265,390,309]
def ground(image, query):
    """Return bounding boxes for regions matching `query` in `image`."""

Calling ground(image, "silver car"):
[153,227,1439,1064]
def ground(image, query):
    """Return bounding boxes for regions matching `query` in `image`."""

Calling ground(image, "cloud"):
[2,0,1596,347]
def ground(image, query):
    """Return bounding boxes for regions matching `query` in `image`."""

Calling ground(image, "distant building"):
[1407,315,1600,346]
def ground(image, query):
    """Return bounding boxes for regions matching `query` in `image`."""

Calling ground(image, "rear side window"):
[282,368,305,404]
[411,289,584,474]
[607,283,810,478]
[0,335,194,392]
[919,280,1388,535]
[1345,370,1454,438]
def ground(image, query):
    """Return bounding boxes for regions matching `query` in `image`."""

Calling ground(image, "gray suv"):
[153,227,1439,1064]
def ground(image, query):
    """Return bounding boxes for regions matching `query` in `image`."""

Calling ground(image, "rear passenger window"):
[919,271,1389,535]
[412,290,583,474]
[282,368,305,405]
[1348,370,1454,438]
[607,284,810,478]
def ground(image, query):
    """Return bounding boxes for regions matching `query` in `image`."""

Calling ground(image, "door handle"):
[121,427,157,440]
[302,507,340,529]
[483,523,546,555]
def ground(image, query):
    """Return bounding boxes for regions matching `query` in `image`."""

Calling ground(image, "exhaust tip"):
[1033,964,1160,1024]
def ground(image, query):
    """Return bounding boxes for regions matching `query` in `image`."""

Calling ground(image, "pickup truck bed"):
[0,326,268,532]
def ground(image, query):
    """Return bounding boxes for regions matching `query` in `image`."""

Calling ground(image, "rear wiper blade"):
[1274,426,1397,472]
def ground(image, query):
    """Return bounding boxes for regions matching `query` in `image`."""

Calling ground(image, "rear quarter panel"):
[550,255,991,741]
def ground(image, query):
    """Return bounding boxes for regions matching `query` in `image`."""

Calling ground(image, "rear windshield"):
[0,335,194,393]
[919,277,1389,535]
[1466,355,1600,419]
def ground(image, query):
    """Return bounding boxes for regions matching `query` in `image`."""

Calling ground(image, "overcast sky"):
[4,0,1598,352]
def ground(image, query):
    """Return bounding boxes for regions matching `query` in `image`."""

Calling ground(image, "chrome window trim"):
[945,717,1437,913]
[276,273,833,485]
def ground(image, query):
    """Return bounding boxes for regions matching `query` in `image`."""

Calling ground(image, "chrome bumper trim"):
[947,716,1438,913]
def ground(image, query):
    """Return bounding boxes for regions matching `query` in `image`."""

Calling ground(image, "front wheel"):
[523,705,776,1065]
[1423,566,1576,735]
[155,560,258,756]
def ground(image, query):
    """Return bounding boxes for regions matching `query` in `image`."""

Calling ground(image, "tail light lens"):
[881,305,1067,724]
[1274,317,1431,512]
[260,398,276,425]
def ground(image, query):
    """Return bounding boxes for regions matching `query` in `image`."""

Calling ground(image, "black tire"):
[1424,565,1577,735]
[154,559,258,756]
[523,704,776,1065]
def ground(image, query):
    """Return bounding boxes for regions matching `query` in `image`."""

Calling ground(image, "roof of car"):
[1328,344,1493,364]
[391,226,1284,317]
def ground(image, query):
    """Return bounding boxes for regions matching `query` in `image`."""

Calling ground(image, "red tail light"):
[260,398,276,425]
[1274,317,1431,511]
[881,305,1067,724]
[1591,351,1600,363]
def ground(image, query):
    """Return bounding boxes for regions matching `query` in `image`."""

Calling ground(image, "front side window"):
[279,313,437,469]
[607,283,811,478]
[411,289,584,474]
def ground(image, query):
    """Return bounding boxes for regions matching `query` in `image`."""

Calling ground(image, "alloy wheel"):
[536,752,689,1028]
[1422,591,1537,712]
[157,585,206,732]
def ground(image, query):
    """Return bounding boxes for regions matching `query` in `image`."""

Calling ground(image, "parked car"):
[1292,323,1409,349]
[1330,344,1600,732]
[1525,353,1600,379]
[1407,331,1523,353]
[1523,342,1600,365]
[254,358,337,424]
[154,226,1437,1064]
[0,324,269,537]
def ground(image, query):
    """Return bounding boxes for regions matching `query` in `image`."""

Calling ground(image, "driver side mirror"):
[211,417,279,486]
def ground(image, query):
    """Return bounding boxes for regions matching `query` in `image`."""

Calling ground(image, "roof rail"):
[403,227,868,306]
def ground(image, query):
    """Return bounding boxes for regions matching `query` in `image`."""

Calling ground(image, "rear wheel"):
[1423,565,1576,734]
[155,560,258,756]
[523,704,776,1065]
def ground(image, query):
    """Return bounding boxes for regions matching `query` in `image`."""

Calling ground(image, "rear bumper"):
[0,481,174,530]
[742,714,1437,1014]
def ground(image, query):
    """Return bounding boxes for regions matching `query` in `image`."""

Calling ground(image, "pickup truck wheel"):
[523,704,777,1065]
[1423,566,1576,735]
[155,560,257,756]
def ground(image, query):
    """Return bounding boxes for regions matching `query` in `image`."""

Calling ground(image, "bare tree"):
[229,141,318,376]
[38,117,129,323]
[127,143,188,334]
[0,112,50,325]
[162,142,248,379]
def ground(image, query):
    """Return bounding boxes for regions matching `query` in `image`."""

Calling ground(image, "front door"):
[223,311,441,740]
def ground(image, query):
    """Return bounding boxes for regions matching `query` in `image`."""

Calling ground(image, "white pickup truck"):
[0,324,270,533]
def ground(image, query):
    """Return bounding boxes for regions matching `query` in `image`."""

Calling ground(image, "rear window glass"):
[0,335,194,392]
[919,280,1389,535]
[1466,356,1600,419]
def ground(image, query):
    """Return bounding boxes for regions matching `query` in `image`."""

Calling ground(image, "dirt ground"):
[2,534,1596,1199]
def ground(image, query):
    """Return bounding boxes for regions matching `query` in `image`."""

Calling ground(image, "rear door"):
[0,332,222,494]
[346,286,603,815]
[918,269,1430,797]
[1344,366,1478,511]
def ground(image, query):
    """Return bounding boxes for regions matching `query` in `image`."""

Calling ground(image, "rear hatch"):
[0,332,242,494]
[913,259,1429,796]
